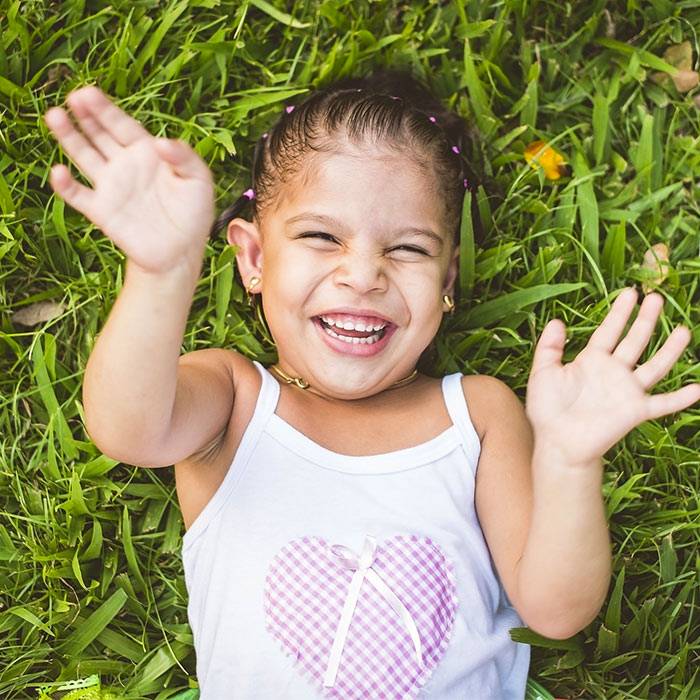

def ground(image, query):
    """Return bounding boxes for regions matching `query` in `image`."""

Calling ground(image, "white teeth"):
[321,324,383,345]
[320,315,387,332]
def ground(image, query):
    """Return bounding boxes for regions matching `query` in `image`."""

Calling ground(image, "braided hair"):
[210,67,483,249]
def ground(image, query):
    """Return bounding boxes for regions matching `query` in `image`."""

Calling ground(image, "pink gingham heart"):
[263,533,458,699]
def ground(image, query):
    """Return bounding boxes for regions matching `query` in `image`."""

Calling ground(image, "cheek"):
[267,254,324,303]
[399,266,444,298]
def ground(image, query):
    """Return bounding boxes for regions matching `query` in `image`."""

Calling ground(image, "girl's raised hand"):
[525,288,700,468]
[44,86,215,274]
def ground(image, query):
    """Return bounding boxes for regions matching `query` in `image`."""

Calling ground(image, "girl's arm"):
[44,86,230,466]
[514,446,611,639]
[517,288,698,638]
[82,258,235,467]
[471,375,610,640]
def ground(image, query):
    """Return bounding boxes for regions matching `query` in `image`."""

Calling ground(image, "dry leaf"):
[602,9,615,38]
[40,64,72,90]
[641,243,670,294]
[650,70,699,92]
[11,301,65,327]
[651,41,699,92]
[524,140,567,180]
[672,69,699,92]
[664,41,692,71]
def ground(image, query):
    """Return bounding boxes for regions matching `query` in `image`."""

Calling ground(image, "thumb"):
[153,138,209,180]
[531,318,567,374]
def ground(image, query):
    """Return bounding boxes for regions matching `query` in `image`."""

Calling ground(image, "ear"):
[227,217,264,291]
[442,245,460,297]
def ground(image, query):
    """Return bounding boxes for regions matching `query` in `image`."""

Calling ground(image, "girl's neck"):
[269,363,422,403]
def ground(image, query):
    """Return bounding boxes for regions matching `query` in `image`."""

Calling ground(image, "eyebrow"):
[284,212,444,248]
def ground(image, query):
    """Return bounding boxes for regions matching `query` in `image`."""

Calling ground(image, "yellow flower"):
[524,140,567,180]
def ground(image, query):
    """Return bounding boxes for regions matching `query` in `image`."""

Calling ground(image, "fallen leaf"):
[672,69,699,92]
[602,9,615,38]
[664,41,692,71]
[40,64,72,90]
[524,140,567,180]
[650,41,699,92]
[641,243,670,294]
[11,301,65,327]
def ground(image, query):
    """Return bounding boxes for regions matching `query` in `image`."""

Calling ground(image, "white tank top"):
[182,361,530,699]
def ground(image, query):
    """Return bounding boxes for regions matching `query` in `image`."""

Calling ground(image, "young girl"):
[44,69,698,700]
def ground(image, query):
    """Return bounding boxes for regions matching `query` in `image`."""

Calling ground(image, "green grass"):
[1,0,699,698]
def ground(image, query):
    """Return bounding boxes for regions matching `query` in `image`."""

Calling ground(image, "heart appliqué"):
[263,533,458,699]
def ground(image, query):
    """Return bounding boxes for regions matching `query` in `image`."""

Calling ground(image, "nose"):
[333,249,387,294]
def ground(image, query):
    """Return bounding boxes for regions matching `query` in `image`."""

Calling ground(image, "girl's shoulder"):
[175,347,260,462]
[453,373,520,443]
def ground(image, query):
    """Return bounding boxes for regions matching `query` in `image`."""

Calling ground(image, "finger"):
[587,287,639,352]
[530,318,566,375]
[44,106,105,184]
[634,325,692,389]
[153,138,212,181]
[48,164,99,222]
[65,90,122,158]
[612,292,665,366]
[642,383,700,422]
[70,85,151,147]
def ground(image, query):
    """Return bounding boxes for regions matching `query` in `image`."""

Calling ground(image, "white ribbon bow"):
[322,534,424,688]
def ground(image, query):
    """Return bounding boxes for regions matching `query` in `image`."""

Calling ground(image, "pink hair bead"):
[243,188,255,200]
[428,116,437,123]
[452,145,460,154]
[285,105,295,113]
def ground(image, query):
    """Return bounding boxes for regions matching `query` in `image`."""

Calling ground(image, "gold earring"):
[442,294,455,314]
[244,275,273,344]
[246,275,261,304]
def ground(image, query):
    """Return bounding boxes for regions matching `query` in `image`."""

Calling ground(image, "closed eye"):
[299,232,337,242]
[392,245,429,255]
[299,232,429,256]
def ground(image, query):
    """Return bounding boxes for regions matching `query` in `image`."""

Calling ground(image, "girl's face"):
[228,144,459,400]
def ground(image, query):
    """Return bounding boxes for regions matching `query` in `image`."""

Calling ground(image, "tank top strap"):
[181,361,281,549]
[441,372,482,467]
[251,361,281,424]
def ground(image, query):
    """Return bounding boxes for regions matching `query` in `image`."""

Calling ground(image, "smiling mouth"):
[314,316,389,345]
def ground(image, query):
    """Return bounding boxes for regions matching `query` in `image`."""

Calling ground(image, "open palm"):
[44,86,214,273]
[525,288,699,467]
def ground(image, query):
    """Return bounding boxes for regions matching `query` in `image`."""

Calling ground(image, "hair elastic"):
[243,188,255,200]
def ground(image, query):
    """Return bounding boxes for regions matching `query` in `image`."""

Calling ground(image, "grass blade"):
[573,151,600,268]
[60,589,129,657]
[458,191,475,299]
[459,283,587,329]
